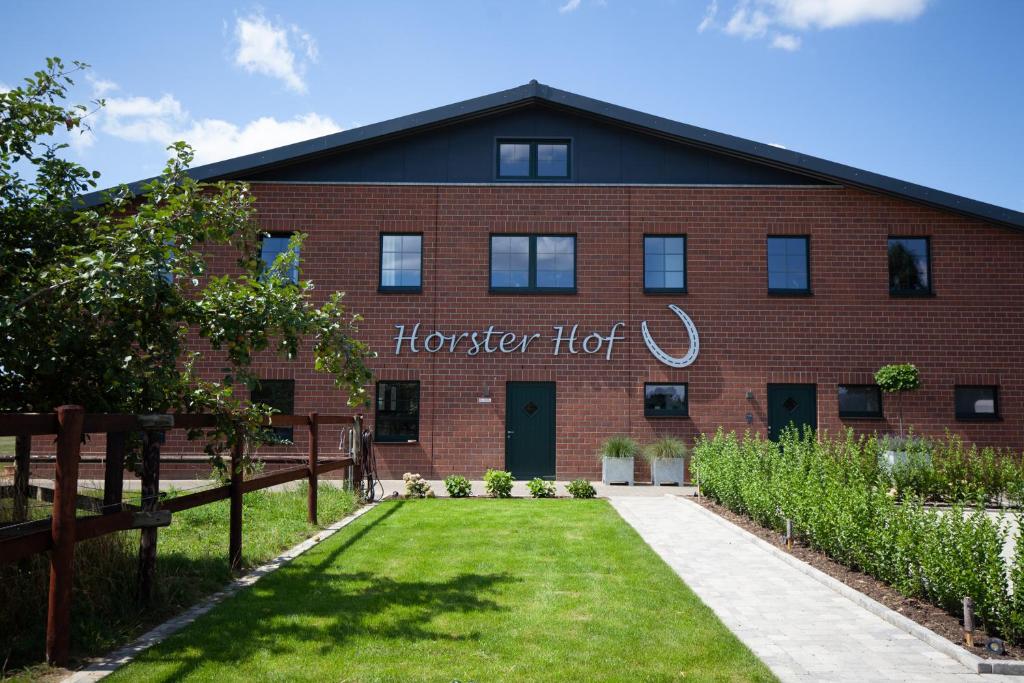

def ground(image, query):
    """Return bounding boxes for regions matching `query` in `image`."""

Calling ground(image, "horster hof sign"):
[393,304,699,368]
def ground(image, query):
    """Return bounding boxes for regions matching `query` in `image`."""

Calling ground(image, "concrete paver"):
[611,496,1001,683]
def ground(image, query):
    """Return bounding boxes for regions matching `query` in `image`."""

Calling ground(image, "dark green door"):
[505,382,556,479]
[767,384,817,441]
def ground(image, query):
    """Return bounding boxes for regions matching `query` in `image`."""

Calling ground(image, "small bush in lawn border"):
[444,475,472,498]
[566,479,597,499]
[403,472,434,498]
[484,469,513,498]
[527,478,556,498]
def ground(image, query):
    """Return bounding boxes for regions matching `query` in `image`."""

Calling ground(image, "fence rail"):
[0,406,369,667]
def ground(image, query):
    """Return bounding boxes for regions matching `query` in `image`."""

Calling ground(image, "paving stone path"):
[611,496,1001,683]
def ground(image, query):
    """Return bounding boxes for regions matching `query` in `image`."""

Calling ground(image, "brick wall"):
[44,183,1024,480]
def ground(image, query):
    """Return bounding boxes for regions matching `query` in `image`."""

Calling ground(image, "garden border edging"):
[672,495,1024,676]
[61,502,378,683]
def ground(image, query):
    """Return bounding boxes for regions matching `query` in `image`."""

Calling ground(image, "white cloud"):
[559,0,582,13]
[86,73,119,97]
[698,1,718,32]
[699,0,930,49]
[92,90,340,165]
[771,33,801,50]
[0,82,10,94]
[179,113,341,165]
[233,12,317,94]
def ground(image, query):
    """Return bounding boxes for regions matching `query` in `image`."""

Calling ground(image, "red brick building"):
[86,82,1024,481]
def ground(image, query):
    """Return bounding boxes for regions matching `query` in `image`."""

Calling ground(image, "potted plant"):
[874,363,923,469]
[599,435,638,485]
[643,436,688,486]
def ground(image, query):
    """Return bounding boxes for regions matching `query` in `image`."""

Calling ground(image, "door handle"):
[506,430,515,437]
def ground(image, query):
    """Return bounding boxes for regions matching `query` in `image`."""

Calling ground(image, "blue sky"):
[2,0,1021,212]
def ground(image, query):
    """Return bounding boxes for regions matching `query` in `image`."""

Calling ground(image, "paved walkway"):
[611,496,1000,683]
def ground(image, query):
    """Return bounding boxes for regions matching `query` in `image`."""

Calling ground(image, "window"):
[379,234,422,292]
[838,385,883,419]
[644,236,686,293]
[767,236,810,294]
[644,383,688,418]
[888,237,931,295]
[260,233,299,284]
[490,235,575,292]
[251,379,295,442]
[955,386,999,420]
[375,381,420,442]
[497,140,570,179]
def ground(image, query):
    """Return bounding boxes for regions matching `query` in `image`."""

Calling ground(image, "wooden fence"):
[0,406,367,667]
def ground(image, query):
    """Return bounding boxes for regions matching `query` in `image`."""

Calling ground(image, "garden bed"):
[696,495,1020,660]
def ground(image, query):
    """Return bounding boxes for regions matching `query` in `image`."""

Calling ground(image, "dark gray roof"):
[79,80,1024,231]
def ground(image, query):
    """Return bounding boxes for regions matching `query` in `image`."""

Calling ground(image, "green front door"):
[767,384,817,441]
[505,382,556,479]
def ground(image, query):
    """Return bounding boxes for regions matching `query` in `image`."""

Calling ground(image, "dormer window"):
[497,139,570,179]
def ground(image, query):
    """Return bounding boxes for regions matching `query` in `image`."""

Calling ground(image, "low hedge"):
[693,428,1024,643]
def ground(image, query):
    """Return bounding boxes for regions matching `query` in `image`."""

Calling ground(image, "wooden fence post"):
[103,432,126,514]
[12,434,31,523]
[307,412,319,525]
[136,430,161,605]
[46,404,84,667]
[229,430,244,572]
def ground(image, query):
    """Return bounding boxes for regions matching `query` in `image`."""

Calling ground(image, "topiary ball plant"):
[642,436,688,462]
[597,435,639,459]
[874,363,920,437]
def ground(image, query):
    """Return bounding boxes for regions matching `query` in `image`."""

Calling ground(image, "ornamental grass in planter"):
[643,436,688,486]
[599,435,638,485]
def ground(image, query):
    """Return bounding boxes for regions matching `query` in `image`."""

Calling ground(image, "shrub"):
[693,427,1024,643]
[484,469,514,498]
[642,436,687,462]
[443,475,472,498]
[566,479,597,499]
[527,478,556,498]
[403,472,434,498]
[598,435,639,459]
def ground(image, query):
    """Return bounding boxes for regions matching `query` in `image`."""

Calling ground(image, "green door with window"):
[767,384,817,441]
[505,382,556,479]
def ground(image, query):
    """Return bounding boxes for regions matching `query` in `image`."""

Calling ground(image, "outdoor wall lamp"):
[478,380,493,404]
[745,390,754,400]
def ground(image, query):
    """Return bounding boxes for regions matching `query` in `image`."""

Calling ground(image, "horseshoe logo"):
[641,305,699,368]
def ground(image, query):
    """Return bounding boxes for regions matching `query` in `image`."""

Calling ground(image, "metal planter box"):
[651,457,685,486]
[602,457,634,485]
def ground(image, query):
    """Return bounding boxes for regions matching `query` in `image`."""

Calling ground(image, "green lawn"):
[0,435,14,456]
[107,499,774,682]
[1,484,358,679]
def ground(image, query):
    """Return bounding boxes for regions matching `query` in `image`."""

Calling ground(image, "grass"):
[106,499,775,682]
[0,483,358,680]
[0,435,14,456]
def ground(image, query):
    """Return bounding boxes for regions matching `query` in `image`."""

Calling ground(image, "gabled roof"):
[79,81,1024,231]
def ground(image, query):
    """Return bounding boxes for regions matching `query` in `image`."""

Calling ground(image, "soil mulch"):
[694,495,1020,661]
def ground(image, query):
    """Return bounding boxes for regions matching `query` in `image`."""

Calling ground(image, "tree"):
[0,58,375,466]
[874,363,920,438]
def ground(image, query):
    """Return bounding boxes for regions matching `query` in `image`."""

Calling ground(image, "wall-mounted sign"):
[392,304,700,368]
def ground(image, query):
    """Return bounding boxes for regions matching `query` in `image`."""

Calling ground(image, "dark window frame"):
[374,380,421,443]
[643,234,688,294]
[259,231,299,284]
[488,233,577,294]
[643,382,690,418]
[378,232,424,294]
[954,385,1000,421]
[766,235,812,296]
[251,379,296,442]
[837,384,884,419]
[495,138,572,180]
[888,236,933,297]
